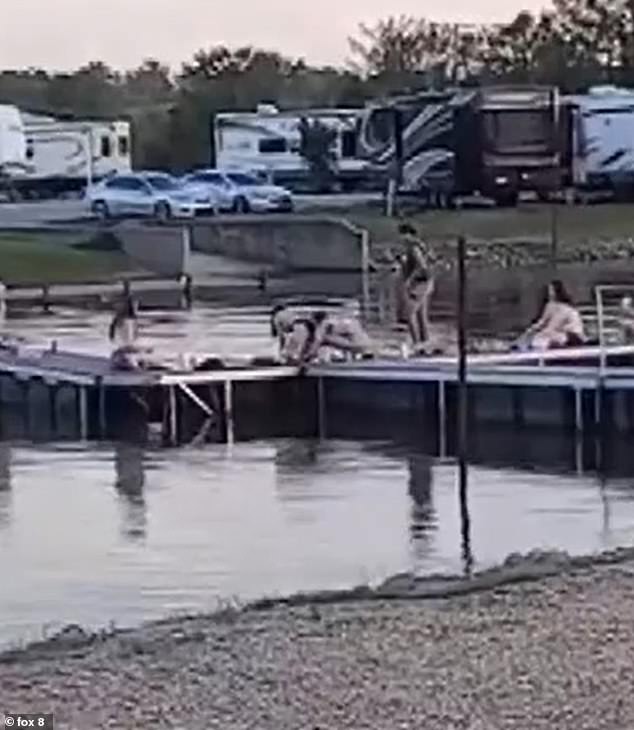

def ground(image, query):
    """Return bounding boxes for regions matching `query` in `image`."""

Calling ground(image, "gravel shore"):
[2,551,634,730]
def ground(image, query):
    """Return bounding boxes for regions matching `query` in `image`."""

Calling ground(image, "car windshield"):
[146,174,179,191]
[227,173,262,186]
[193,173,226,185]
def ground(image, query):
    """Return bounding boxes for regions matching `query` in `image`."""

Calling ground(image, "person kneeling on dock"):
[272,306,373,364]
[515,280,586,351]
[109,297,153,370]
[310,311,375,362]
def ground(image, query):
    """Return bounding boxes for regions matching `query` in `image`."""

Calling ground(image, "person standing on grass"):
[396,223,435,350]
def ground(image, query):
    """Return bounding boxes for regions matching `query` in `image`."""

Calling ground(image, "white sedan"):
[87,172,217,221]
[182,169,294,213]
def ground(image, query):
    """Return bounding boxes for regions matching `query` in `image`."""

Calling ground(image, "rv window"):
[341,130,357,159]
[118,136,129,157]
[101,136,112,158]
[258,138,287,154]
[26,140,34,160]
[483,110,553,153]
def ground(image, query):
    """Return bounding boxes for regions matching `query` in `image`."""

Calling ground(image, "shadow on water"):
[0,444,11,530]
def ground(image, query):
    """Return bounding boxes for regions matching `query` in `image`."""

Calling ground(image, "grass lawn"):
[330,202,634,251]
[0,233,138,286]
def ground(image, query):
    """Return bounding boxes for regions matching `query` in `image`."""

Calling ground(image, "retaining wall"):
[189,216,366,272]
[117,225,190,277]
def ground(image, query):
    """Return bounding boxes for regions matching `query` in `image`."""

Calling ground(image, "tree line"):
[2,0,633,171]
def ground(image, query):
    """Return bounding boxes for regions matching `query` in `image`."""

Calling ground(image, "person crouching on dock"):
[272,306,374,365]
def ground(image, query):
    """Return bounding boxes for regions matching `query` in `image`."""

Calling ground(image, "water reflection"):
[113,442,147,541]
[407,454,436,565]
[0,444,11,530]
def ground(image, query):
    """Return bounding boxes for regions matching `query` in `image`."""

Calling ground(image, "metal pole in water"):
[169,385,178,446]
[224,380,234,445]
[550,203,559,274]
[457,235,472,572]
[78,386,88,441]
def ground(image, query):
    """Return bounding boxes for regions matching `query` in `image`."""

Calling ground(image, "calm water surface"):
[1,305,634,648]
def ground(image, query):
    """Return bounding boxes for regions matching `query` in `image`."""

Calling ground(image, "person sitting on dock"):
[270,304,296,355]
[517,280,586,351]
[109,297,151,370]
[278,312,320,365]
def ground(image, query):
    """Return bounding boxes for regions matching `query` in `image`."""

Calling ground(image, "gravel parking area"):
[2,551,634,729]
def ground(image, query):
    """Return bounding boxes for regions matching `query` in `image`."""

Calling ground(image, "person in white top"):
[109,297,145,370]
[519,280,586,351]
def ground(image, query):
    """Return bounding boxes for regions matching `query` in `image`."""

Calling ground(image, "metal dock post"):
[224,380,234,445]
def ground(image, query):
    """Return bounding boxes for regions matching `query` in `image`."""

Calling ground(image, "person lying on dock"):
[515,280,586,351]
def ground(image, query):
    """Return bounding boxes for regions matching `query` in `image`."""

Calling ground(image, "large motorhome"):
[12,112,132,198]
[0,104,27,196]
[561,86,634,197]
[213,105,371,190]
[358,86,562,206]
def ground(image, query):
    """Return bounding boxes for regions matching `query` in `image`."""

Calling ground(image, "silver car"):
[182,169,293,213]
[88,172,216,221]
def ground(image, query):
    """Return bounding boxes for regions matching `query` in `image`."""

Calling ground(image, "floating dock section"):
[3,343,634,446]
[0,347,303,444]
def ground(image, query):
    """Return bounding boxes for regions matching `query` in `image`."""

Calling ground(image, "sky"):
[0,0,546,72]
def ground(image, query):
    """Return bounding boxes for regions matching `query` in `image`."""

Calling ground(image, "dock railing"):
[594,284,634,376]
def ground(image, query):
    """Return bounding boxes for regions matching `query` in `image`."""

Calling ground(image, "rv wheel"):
[92,201,110,221]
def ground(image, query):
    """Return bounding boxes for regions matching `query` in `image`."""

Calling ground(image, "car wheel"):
[92,200,110,221]
[155,201,171,223]
[234,196,250,214]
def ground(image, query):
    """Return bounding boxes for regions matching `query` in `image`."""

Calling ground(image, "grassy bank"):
[0,233,139,286]
[337,202,634,246]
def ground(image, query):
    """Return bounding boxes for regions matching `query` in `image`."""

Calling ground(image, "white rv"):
[13,112,132,198]
[0,105,27,196]
[565,86,634,194]
[213,104,370,190]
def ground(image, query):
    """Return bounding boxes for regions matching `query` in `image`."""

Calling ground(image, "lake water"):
[2,304,634,649]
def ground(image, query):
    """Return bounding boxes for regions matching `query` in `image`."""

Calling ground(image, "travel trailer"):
[12,112,132,198]
[561,86,634,197]
[213,105,371,190]
[358,86,562,206]
[0,104,27,197]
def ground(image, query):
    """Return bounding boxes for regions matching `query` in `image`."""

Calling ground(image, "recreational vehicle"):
[12,112,132,198]
[213,105,371,190]
[0,105,27,197]
[358,86,561,206]
[561,86,634,197]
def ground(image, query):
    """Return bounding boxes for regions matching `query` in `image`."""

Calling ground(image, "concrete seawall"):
[117,224,190,277]
[189,216,368,272]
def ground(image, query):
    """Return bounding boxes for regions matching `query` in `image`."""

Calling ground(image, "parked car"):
[182,169,293,213]
[87,171,216,221]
